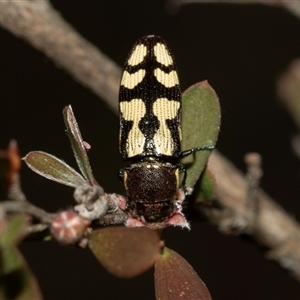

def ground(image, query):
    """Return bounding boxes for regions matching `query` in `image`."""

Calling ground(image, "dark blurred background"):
[1,1,300,299]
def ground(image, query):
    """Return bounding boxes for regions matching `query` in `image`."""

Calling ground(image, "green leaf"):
[0,215,43,300]
[193,167,217,203]
[63,106,97,185]
[181,81,221,188]
[0,248,43,300]
[89,227,161,278]
[0,214,26,248]
[155,247,212,300]
[23,151,86,187]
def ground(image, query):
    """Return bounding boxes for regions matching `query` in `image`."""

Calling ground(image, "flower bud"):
[51,211,90,244]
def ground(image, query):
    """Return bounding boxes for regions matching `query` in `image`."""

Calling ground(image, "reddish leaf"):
[7,140,21,175]
[89,227,162,278]
[155,247,212,300]
[63,106,97,185]
[0,140,21,199]
[0,149,10,200]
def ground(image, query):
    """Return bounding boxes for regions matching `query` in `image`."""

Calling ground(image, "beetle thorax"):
[123,158,180,222]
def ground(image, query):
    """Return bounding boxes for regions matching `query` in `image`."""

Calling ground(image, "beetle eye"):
[129,200,136,209]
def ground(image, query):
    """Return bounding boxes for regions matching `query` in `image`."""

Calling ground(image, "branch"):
[167,0,300,19]
[1,0,300,281]
[277,59,300,158]
[0,0,121,113]
[277,60,300,127]
[1,200,55,224]
[206,151,300,280]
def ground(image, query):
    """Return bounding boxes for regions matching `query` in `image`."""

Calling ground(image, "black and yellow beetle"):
[119,35,213,227]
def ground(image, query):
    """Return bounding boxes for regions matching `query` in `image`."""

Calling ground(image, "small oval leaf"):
[155,247,212,300]
[181,81,221,188]
[63,106,97,185]
[23,151,86,187]
[89,227,161,278]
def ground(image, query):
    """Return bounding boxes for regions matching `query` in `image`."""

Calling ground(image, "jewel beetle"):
[118,35,214,227]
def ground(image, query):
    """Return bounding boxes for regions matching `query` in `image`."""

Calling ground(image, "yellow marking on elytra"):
[127,44,147,66]
[120,99,146,157]
[178,122,182,142]
[154,43,173,66]
[154,68,179,88]
[152,98,180,155]
[120,69,145,89]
